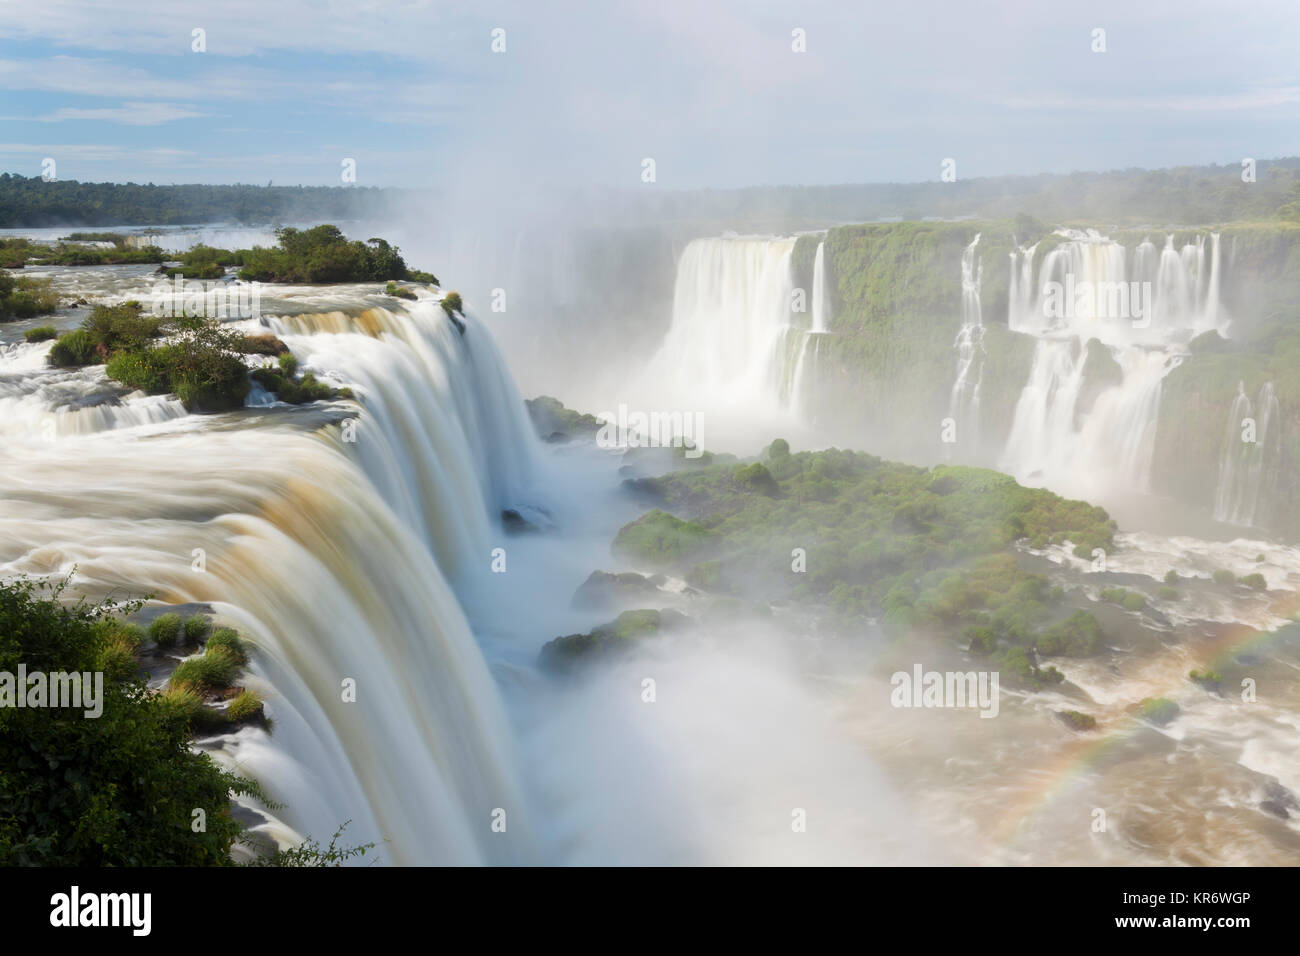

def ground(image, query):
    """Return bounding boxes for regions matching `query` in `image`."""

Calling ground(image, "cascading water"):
[0,287,546,865]
[1214,381,1281,527]
[999,229,1224,496]
[947,235,984,453]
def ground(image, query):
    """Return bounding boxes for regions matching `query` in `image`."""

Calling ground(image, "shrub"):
[47,328,97,366]
[169,645,240,692]
[1189,668,1222,687]
[1036,611,1104,656]
[23,324,57,342]
[149,612,184,647]
[184,614,212,643]
[1139,697,1180,726]
[1240,572,1267,590]
[1157,585,1179,600]
[0,577,258,865]
[1121,591,1147,611]
[277,352,299,377]
[1164,569,1179,585]
[226,690,265,724]
[206,628,249,665]
[1212,569,1236,585]
[385,280,417,300]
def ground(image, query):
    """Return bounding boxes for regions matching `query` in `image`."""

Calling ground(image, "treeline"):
[0,173,406,228]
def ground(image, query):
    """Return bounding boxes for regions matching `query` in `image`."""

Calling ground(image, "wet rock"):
[571,570,662,611]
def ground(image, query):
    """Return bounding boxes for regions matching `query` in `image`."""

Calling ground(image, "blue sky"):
[1,0,1298,189]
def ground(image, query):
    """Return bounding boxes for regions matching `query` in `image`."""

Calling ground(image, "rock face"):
[571,570,664,611]
[539,608,689,669]
[525,395,603,441]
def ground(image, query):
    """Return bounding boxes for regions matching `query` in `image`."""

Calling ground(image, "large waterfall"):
[0,291,544,865]
[636,236,820,445]
[1214,381,1281,527]
[999,230,1223,496]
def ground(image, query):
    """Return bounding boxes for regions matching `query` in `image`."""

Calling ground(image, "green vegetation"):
[1036,610,1104,657]
[1189,668,1222,688]
[1241,572,1267,590]
[250,352,349,405]
[169,646,240,693]
[1157,585,1180,600]
[1213,569,1237,585]
[526,395,604,439]
[2,235,165,266]
[206,628,249,665]
[184,614,212,643]
[0,578,259,865]
[1139,697,1181,726]
[0,271,59,321]
[104,315,252,411]
[149,611,184,648]
[231,226,422,284]
[540,608,687,667]
[611,442,1117,667]
[385,280,417,300]
[1057,710,1097,731]
[22,324,57,342]
[0,173,396,227]
[1099,587,1147,611]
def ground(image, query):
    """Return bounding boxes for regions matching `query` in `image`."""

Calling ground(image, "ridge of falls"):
[1214,380,1281,527]
[637,235,830,440]
[0,295,544,864]
[947,234,984,452]
[999,229,1224,498]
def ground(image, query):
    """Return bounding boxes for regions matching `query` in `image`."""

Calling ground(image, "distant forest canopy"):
[0,174,411,228]
[1,158,1298,229]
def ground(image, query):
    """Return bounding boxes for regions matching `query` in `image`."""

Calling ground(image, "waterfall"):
[0,297,545,865]
[999,229,1219,495]
[811,240,831,333]
[948,235,984,452]
[1214,381,1281,526]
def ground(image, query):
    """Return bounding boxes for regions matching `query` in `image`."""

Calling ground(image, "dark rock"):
[571,570,662,610]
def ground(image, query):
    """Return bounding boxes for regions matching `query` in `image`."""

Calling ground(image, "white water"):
[1214,381,1282,527]
[947,235,984,453]
[999,230,1223,497]
[0,287,545,864]
[635,236,813,448]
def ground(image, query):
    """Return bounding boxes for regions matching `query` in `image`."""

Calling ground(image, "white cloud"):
[34,101,209,125]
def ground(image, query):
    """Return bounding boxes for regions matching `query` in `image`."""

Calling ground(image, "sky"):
[0,0,1298,190]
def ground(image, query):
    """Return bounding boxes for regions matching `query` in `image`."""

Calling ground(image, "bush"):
[1036,611,1104,656]
[1213,569,1236,585]
[226,690,264,724]
[1157,585,1179,600]
[0,275,59,321]
[206,628,249,665]
[277,352,299,377]
[149,612,184,647]
[0,577,258,865]
[47,328,97,366]
[385,280,417,300]
[1164,569,1179,585]
[169,645,240,692]
[1240,572,1267,590]
[184,614,212,643]
[23,324,57,342]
